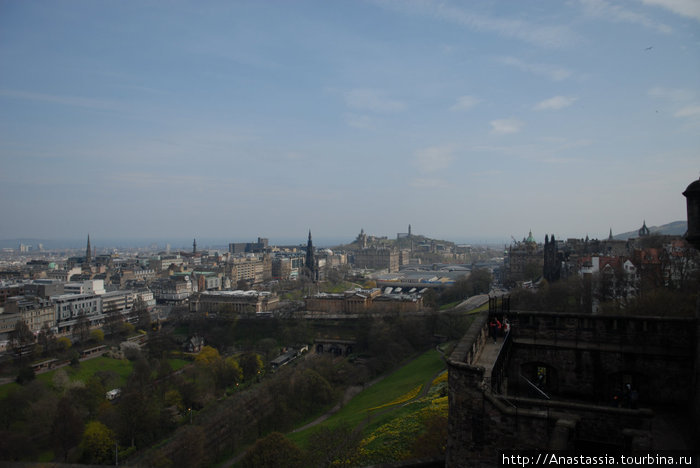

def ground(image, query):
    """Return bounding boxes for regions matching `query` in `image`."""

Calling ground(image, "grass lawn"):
[288,348,445,448]
[36,356,134,388]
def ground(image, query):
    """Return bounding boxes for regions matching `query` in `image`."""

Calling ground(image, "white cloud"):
[498,57,572,81]
[638,0,700,22]
[534,96,578,111]
[579,0,672,33]
[373,0,580,48]
[450,95,480,111]
[414,146,455,172]
[674,105,700,118]
[490,119,524,135]
[343,88,406,113]
[648,86,696,102]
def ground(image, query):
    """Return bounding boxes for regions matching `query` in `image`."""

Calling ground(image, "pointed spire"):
[193,238,197,254]
[85,234,92,264]
[608,228,613,241]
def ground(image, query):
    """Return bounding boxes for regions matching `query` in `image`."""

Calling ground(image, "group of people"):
[612,383,640,409]
[488,316,510,343]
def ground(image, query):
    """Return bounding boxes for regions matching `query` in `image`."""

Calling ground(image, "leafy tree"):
[57,336,72,352]
[90,328,105,343]
[238,352,264,381]
[81,420,115,464]
[16,365,36,384]
[241,432,304,468]
[194,345,220,365]
[52,397,84,462]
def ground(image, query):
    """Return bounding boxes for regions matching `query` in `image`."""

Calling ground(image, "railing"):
[489,329,512,394]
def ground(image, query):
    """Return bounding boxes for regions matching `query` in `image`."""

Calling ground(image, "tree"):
[104,302,125,337]
[194,345,220,366]
[9,320,35,360]
[80,421,115,464]
[37,322,57,357]
[52,397,84,462]
[241,432,304,468]
[133,296,151,331]
[73,311,91,343]
[90,328,104,343]
[238,352,264,381]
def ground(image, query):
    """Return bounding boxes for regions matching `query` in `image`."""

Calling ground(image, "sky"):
[1,0,699,246]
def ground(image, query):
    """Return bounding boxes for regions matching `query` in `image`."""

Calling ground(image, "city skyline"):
[1,1,699,242]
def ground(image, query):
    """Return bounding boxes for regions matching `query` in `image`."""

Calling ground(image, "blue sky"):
[1,0,699,245]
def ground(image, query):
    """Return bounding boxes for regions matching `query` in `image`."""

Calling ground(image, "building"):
[446,307,699,466]
[305,288,424,315]
[64,279,106,295]
[52,293,102,333]
[353,247,400,272]
[1,295,55,335]
[189,290,279,315]
[150,276,193,304]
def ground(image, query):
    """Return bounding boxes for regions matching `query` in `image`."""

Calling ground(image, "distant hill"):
[613,221,687,240]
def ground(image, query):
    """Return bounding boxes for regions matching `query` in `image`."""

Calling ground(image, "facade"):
[1,296,55,335]
[190,290,279,315]
[53,293,102,333]
[353,247,400,272]
[305,288,424,314]
[150,276,193,304]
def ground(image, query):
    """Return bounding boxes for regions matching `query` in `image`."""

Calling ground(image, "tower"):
[408,224,412,237]
[85,235,92,264]
[305,230,316,281]
[638,221,650,237]
[193,238,197,254]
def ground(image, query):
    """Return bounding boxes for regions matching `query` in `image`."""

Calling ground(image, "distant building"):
[190,290,279,315]
[353,247,399,272]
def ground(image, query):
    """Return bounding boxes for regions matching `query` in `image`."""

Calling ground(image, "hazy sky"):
[1,0,699,244]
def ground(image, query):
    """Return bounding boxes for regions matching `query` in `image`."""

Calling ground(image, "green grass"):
[439,301,461,310]
[288,348,445,448]
[36,356,134,388]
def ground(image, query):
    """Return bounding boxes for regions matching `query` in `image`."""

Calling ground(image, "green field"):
[0,356,189,398]
[288,348,445,448]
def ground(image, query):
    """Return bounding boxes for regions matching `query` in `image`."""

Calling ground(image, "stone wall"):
[446,310,697,467]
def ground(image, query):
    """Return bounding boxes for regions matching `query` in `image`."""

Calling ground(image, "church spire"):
[608,228,613,241]
[85,234,91,264]
[193,238,197,254]
[305,230,316,281]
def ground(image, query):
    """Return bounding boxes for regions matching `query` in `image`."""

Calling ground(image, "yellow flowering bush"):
[366,385,422,412]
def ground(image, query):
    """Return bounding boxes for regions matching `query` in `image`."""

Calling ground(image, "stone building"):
[305,288,424,315]
[353,247,400,272]
[446,308,699,466]
[189,290,279,315]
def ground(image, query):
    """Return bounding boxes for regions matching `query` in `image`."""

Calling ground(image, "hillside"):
[613,221,686,240]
